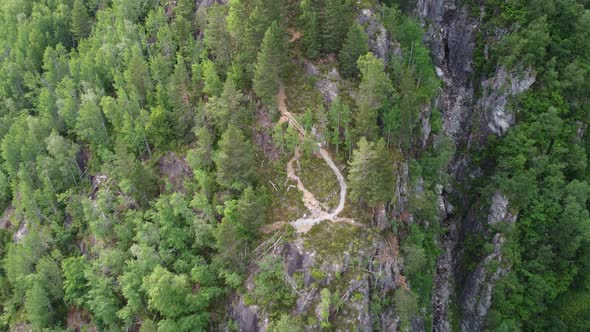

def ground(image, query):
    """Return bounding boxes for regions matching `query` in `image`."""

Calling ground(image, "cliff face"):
[416,1,535,330]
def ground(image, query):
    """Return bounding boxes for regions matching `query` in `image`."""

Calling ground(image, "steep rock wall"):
[416,1,535,331]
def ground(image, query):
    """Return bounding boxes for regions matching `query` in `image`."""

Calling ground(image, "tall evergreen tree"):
[299,0,321,59]
[71,0,91,41]
[323,0,352,52]
[202,60,223,97]
[348,137,394,207]
[354,53,394,141]
[214,126,256,190]
[204,4,232,73]
[328,97,351,154]
[338,23,368,78]
[253,21,286,109]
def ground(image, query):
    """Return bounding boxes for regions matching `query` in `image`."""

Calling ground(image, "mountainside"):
[0,0,588,331]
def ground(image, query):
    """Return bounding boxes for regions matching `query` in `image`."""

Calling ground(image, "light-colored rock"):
[357,9,391,61]
[479,67,536,135]
[460,191,518,331]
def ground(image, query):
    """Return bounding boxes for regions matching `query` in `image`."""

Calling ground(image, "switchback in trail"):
[264,86,358,233]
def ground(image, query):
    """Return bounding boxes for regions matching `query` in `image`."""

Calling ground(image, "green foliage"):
[394,289,419,331]
[355,53,394,141]
[348,138,395,207]
[214,125,256,191]
[253,255,295,315]
[323,0,353,53]
[253,21,286,109]
[338,23,369,78]
[319,288,332,329]
[299,0,321,59]
[267,314,305,332]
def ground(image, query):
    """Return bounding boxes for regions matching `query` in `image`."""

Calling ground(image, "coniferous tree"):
[338,23,368,78]
[348,137,394,207]
[202,60,223,98]
[253,21,286,109]
[354,53,394,141]
[71,0,91,40]
[323,0,352,52]
[25,281,54,329]
[299,0,321,59]
[204,4,232,73]
[328,97,351,154]
[214,126,256,190]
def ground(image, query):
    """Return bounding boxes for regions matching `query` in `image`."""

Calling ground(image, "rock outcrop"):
[460,191,517,331]
[416,0,534,331]
[357,9,391,61]
[479,67,536,135]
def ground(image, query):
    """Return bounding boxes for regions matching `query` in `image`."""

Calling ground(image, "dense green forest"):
[0,0,588,331]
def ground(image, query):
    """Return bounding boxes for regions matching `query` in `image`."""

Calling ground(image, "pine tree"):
[348,138,376,205]
[71,0,91,40]
[206,79,244,131]
[204,4,232,73]
[188,127,215,170]
[253,21,286,109]
[25,281,54,329]
[235,186,267,240]
[373,138,395,204]
[328,97,351,154]
[237,0,285,86]
[348,138,394,207]
[299,0,321,59]
[354,53,393,140]
[202,60,223,97]
[323,0,353,53]
[214,126,256,190]
[338,23,369,78]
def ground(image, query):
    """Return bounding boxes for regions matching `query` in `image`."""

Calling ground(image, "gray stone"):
[479,67,536,135]
[357,9,391,61]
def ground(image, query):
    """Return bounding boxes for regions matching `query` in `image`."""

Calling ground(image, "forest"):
[0,0,588,331]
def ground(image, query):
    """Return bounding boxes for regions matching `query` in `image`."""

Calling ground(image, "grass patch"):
[284,62,323,116]
[259,157,307,223]
[298,153,340,211]
[304,222,374,264]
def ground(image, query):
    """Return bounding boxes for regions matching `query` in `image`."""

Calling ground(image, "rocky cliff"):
[416,0,535,330]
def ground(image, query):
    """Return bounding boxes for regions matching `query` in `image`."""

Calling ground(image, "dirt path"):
[267,86,356,233]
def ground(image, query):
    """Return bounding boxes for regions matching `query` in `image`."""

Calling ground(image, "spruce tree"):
[338,23,369,78]
[71,0,91,40]
[372,138,395,204]
[348,138,394,207]
[348,137,376,205]
[253,21,286,109]
[323,0,353,52]
[202,60,223,97]
[355,53,393,140]
[299,0,321,59]
[328,97,351,154]
[214,126,256,190]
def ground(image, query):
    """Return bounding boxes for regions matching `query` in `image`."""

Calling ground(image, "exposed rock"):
[13,219,28,243]
[479,67,536,135]
[315,78,339,104]
[460,234,510,332]
[411,318,426,332]
[460,191,517,331]
[416,1,499,331]
[231,297,259,332]
[303,60,320,76]
[418,0,479,142]
[157,152,192,192]
[0,204,14,230]
[487,191,517,225]
[357,9,391,61]
[195,0,227,9]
